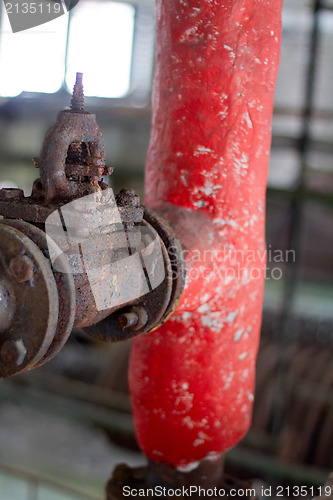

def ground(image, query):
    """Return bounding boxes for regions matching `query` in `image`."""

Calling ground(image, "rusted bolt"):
[0,188,24,200]
[116,189,141,208]
[118,306,148,330]
[118,311,139,328]
[71,72,85,112]
[1,339,27,366]
[9,256,34,283]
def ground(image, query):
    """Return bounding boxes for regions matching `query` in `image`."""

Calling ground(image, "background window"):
[0,0,137,99]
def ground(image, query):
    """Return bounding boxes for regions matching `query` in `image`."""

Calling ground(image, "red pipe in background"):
[130,0,283,469]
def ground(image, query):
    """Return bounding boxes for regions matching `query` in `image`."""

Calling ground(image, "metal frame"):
[269,0,333,434]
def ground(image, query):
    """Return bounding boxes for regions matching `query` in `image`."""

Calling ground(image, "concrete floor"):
[0,400,145,499]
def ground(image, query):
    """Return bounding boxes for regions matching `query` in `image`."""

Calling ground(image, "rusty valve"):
[0,74,185,378]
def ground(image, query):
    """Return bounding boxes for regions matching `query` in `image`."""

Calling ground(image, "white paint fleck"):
[193,431,208,447]
[223,371,234,389]
[179,25,200,43]
[198,181,223,196]
[243,111,253,129]
[194,145,215,155]
[193,438,204,447]
[212,217,238,229]
[219,107,228,120]
[198,303,210,313]
[201,313,224,332]
[239,352,248,360]
[223,44,236,60]
[234,152,249,172]
[247,391,254,402]
[227,310,238,324]
[193,200,208,208]
[182,416,195,429]
[201,293,211,303]
[234,327,245,342]
[177,461,200,473]
[207,451,222,460]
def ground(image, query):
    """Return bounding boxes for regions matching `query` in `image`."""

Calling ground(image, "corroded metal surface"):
[84,219,173,341]
[0,223,59,377]
[0,188,24,200]
[0,73,185,376]
[37,73,112,203]
[1,219,76,367]
[143,207,186,329]
[106,460,257,500]
[0,194,61,224]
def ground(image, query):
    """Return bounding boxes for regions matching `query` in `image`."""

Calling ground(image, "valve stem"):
[71,72,85,112]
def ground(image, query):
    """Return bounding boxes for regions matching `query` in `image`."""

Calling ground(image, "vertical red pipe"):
[130,0,283,468]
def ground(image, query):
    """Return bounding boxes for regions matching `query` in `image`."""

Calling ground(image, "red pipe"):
[130,0,283,469]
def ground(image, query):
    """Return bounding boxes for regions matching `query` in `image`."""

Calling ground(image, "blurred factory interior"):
[0,0,333,498]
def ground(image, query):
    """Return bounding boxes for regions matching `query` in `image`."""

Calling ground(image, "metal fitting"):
[0,73,186,378]
[1,339,27,366]
[118,306,148,330]
[9,255,34,283]
[0,188,24,200]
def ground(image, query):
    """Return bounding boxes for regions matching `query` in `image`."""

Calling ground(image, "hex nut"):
[116,189,141,208]
[0,339,27,366]
[0,188,24,200]
[118,306,148,330]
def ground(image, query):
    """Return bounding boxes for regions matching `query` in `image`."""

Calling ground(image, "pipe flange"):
[1,219,76,367]
[143,207,186,327]
[0,222,59,377]
[84,219,173,341]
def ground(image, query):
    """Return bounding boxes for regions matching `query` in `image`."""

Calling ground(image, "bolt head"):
[9,255,34,283]
[116,189,140,208]
[118,311,139,329]
[118,306,148,330]
[1,339,27,366]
